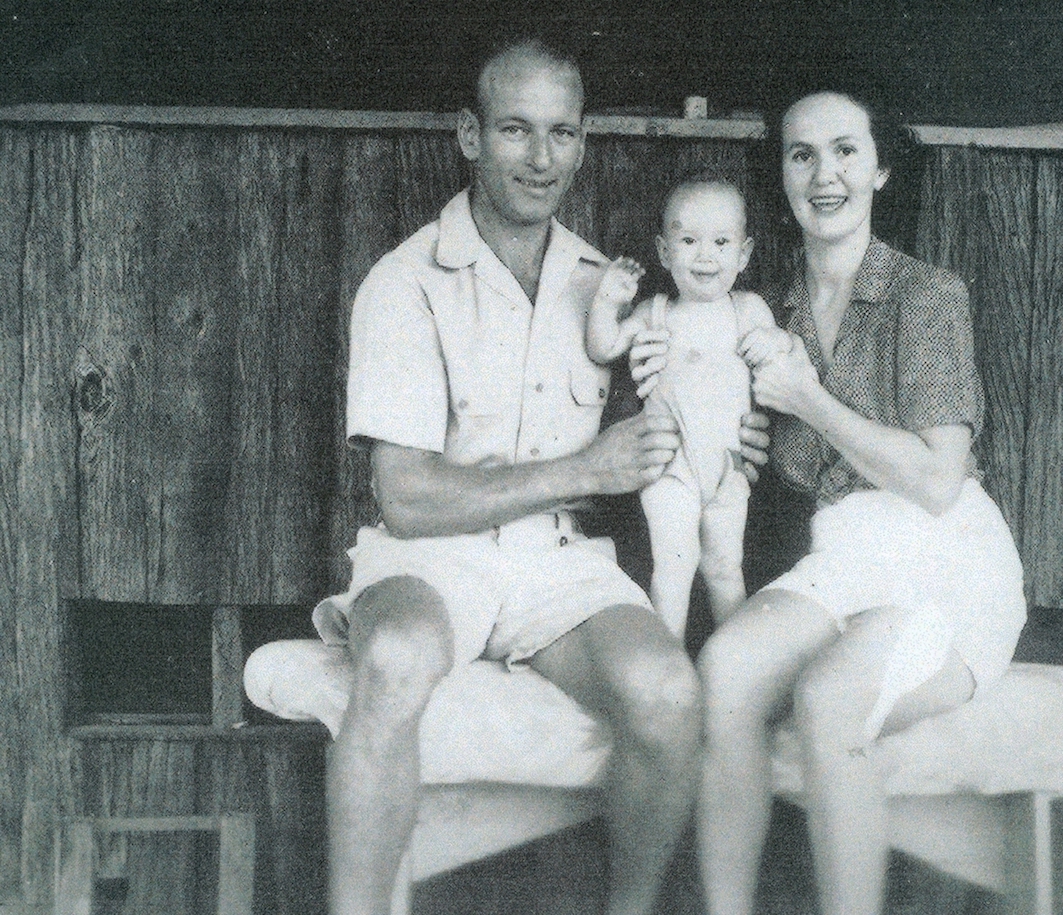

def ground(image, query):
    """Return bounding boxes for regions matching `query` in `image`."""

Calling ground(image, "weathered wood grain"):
[0,128,32,882]
[74,126,157,602]
[17,127,82,902]
[329,136,398,588]
[145,131,240,604]
[1027,157,1063,607]
[916,147,1036,570]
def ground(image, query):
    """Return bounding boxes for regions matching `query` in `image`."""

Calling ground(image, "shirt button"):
[599,388,606,399]
[530,447,540,457]
[535,383,544,392]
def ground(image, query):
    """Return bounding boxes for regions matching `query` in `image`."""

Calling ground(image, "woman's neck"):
[803,229,872,298]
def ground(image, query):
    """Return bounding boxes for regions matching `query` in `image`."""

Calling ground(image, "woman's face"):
[781,92,889,245]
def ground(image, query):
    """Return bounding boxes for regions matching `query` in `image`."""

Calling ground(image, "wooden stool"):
[54,813,255,915]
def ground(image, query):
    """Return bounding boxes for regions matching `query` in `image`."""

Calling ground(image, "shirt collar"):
[783,236,896,314]
[434,188,607,271]
[850,236,896,305]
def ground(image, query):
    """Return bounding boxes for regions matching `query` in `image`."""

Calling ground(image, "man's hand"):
[580,409,680,493]
[594,256,645,310]
[629,327,671,399]
[738,411,770,483]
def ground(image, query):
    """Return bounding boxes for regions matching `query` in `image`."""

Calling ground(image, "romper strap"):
[649,292,670,331]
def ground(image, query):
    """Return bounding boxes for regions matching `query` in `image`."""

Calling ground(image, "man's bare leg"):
[326,575,454,915]
[530,605,703,915]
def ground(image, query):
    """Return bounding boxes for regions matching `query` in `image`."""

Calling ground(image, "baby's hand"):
[739,326,794,368]
[595,256,645,309]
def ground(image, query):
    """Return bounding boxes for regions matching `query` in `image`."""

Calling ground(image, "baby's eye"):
[681,236,698,245]
[838,144,858,157]
[715,237,731,247]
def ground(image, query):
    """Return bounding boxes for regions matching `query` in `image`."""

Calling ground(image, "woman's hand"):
[738,411,771,483]
[740,326,795,368]
[749,335,822,420]
[629,327,671,399]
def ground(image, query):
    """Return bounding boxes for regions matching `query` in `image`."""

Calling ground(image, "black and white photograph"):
[2,3,1062,914]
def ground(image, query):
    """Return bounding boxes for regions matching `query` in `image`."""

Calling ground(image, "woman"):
[689,89,1027,915]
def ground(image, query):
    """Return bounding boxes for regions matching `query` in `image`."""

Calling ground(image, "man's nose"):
[528,133,552,170]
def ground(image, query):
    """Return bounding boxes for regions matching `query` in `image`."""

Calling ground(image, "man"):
[315,34,764,915]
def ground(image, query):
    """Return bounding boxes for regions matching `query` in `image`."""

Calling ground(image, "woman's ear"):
[457,109,482,162]
[874,166,890,192]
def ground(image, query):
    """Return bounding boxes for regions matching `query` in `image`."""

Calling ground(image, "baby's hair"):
[659,169,749,234]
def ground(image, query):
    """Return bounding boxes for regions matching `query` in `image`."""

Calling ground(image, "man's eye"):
[501,125,525,136]
[552,128,578,141]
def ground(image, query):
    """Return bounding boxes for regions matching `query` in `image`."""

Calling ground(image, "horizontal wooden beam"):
[3,102,1062,149]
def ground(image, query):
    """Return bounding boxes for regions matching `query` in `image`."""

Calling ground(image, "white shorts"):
[312,512,653,667]
[766,479,1026,700]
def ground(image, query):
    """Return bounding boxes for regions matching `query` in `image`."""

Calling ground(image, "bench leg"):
[53,821,94,915]
[218,814,256,915]
[1003,792,1054,915]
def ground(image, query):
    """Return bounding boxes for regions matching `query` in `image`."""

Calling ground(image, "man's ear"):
[457,108,481,162]
[874,166,890,192]
[739,236,754,272]
[574,124,587,173]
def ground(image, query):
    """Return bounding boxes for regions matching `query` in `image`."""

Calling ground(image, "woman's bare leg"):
[696,590,838,915]
[794,606,975,915]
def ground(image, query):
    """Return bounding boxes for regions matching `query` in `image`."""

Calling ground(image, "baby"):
[587,175,790,638]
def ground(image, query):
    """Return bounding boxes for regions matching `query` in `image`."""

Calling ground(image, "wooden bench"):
[245,640,1063,915]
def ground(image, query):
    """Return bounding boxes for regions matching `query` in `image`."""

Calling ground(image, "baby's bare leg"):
[641,474,702,640]
[698,478,749,626]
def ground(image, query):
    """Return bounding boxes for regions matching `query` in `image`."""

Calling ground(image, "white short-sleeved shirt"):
[347,189,613,466]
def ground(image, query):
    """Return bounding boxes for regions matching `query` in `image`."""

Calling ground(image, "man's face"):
[459,51,585,230]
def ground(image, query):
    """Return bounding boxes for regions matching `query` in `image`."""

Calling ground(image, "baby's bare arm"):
[734,291,794,367]
[586,256,647,363]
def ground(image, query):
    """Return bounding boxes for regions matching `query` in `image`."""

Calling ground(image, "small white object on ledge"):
[684,96,708,119]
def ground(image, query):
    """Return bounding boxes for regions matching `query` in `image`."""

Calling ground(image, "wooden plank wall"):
[0,114,1060,911]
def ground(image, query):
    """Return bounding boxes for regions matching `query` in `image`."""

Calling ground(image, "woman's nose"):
[813,154,838,184]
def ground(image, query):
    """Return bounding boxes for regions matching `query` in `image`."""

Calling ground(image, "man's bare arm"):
[371,411,681,539]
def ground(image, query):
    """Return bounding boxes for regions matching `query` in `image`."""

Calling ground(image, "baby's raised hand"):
[739,326,794,368]
[595,256,645,309]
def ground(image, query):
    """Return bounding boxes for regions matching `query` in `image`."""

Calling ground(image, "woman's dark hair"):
[759,77,925,253]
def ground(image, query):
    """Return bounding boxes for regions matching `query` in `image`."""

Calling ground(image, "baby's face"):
[656,184,752,303]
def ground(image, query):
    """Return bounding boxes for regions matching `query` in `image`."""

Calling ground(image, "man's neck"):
[469,190,551,303]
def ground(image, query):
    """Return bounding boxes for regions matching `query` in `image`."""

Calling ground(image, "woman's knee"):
[792,657,862,754]
[354,576,455,688]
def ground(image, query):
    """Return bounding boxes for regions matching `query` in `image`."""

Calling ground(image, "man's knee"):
[353,575,455,689]
[610,641,703,758]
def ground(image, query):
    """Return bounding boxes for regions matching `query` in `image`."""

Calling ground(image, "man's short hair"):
[464,29,584,123]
